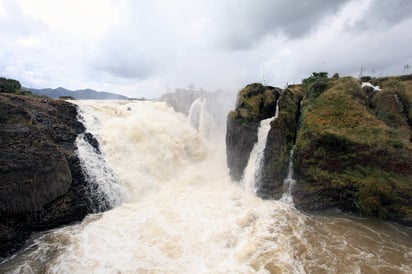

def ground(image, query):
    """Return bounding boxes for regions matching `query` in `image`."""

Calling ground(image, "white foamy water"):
[241,102,279,194]
[75,132,125,210]
[279,148,296,205]
[188,97,213,140]
[1,100,411,274]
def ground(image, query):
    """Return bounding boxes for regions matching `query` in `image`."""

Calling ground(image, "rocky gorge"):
[1,72,411,261]
[0,78,105,259]
[226,73,412,226]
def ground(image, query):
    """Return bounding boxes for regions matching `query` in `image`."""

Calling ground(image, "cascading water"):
[279,148,296,205]
[1,100,412,274]
[241,102,279,194]
[188,97,214,140]
[75,109,126,209]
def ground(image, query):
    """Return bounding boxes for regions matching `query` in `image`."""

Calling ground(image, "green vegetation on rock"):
[258,86,303,198]
[226,83,280,181]
[0,77,21,93]
[0,77,32,96]
[226,73,411,225]
[294,74,412,225]
[233,83,280,126]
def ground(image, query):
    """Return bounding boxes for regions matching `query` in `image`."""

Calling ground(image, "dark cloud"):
[213,0,351,49]
[353,0,412,30]
[2,0,411,98]
[95,58,154,80]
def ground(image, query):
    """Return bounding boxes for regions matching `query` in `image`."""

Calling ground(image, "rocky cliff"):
[0,91,102,259]
[257,86,303,199]
[226,74,412,226]
[226,83,280,181]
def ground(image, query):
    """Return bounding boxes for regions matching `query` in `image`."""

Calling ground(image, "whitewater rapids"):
[1,100,411,273]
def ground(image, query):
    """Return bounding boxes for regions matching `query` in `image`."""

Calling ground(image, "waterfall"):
[241,101,279,193]
[76,133,126,210]
[279,148,296,205]
[75,105,127,209]
[2,100,412,274]
[188,97,213,139]
[73,100,208,203]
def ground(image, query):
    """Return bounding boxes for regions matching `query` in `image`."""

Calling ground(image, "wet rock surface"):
[0,93,95,259]
[257,87,303,199]
[226,83,279,181]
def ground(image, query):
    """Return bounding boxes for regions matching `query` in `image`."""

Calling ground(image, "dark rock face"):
[0,93,95,259]
[257,87,303,199]
[226,83,279,181]
[226,119,258,181]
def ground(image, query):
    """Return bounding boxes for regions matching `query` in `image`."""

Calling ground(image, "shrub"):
[0,77,22,93]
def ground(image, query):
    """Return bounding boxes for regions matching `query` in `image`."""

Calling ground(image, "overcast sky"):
[1,0,411,98]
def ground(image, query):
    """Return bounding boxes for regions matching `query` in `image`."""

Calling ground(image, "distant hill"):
[27,87,128,100]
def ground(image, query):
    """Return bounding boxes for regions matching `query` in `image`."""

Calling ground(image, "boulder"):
[0,93,96,259]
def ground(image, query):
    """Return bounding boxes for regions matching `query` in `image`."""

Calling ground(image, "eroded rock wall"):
[257,87,303,199]
[0,93,96,259]
[226,83,279,181]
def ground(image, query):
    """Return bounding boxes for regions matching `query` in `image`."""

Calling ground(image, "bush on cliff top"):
[232,83,278,126]
[0,77,32,96]
[0,77,22,93]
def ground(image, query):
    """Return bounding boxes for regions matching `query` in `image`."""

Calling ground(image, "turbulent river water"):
[1,100,412,273]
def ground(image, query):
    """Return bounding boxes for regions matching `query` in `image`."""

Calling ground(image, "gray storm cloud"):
[0,0,411,98]
[212,0,351,49]
[352,0,412,30]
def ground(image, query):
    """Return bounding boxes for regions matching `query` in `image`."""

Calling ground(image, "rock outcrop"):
[293,76,412,225]
[226,83,279,181]
[257,86,303,199]
[226,74,412,226]
[0,92,99,259]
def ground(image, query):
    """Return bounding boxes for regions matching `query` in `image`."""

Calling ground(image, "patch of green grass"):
[295,75,412,223]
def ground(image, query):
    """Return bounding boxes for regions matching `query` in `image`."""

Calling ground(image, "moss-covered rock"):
[226,74,411,225]
[293,76,412,225]
[370,75,412,141]
[226,83,280,180]
[257,86,303,198]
